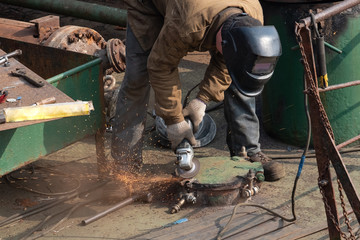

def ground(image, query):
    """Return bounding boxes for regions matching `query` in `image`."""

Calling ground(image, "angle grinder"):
[174,139,200,179]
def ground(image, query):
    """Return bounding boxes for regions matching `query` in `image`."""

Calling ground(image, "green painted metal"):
[46,58,102,84]
[0,0,127,27]
[0,44,104,176]
[321,11,360,146]
[196,156,263,184]
[261,2,308,147]
[261,1,360,147]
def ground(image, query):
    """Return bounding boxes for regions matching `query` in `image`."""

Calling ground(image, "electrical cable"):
[0,181,107,228]
[5,166,81,196]
[21,198,101,240]
[216,72,312,240]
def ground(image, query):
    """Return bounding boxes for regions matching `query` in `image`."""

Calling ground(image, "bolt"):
[318,179,329,187]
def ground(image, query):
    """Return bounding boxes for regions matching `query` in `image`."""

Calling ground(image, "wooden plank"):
[251,223,302,240]
[283,222,328,240]
[171,214,276,240]
[140,206,306,240]
[225,218,295,240]
[140,207,260,240]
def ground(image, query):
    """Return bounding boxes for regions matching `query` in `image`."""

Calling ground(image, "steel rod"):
[318,80,360,93]
[82,196,137,225]
[337,134,360,150]
[300,0,360,27]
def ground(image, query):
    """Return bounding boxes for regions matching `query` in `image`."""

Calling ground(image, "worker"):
[111,0,284,181]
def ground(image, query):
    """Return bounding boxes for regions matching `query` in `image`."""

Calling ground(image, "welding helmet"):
[221,14,282,97]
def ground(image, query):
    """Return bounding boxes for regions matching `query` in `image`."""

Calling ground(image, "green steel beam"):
[0,0,127,27]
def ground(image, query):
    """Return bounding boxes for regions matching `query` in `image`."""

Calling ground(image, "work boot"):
[248,152,285,181]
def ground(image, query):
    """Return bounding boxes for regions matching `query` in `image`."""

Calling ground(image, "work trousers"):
[224,84,261,157]
[111,26,261,169]
[111,25,150,170]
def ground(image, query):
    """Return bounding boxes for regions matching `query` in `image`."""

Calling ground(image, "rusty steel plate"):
[0,49,74,132]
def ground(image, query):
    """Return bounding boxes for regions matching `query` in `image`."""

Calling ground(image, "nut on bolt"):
[318,179,329,187]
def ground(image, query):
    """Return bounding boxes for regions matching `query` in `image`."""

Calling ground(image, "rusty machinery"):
[0,15,126,120]
[295,0,360,239]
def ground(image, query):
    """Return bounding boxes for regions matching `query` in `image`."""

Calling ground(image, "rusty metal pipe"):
[81,193,153,225]
[300,0,360,27]
[0,0,127,27]
[337,134,360,150]
[318,80,360,93]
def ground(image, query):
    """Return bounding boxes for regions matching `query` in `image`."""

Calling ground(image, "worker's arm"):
[147,22,190,126]
[196,51,232,103]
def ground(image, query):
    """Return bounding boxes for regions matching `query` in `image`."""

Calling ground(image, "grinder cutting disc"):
[175,158,200,179]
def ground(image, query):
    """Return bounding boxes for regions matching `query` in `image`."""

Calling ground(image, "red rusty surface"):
[0,18,40,44]
[30,15,60,42]
[0,48,74,132]
[299,26,341,239]
[43,25,106,54]
[106,38,126,73]
[299,25,360,238]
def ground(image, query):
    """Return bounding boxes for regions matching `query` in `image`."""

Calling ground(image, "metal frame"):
[296,0,360,238]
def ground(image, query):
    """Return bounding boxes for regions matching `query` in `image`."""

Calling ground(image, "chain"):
[294,22,335,140]
[295,22,353,239]
[338,179,356,239]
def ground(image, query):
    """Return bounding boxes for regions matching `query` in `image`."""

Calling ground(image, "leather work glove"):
[182,98,207,133]
[167,120,197,150]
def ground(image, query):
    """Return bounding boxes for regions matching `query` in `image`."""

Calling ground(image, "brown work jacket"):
[125,0,263,125]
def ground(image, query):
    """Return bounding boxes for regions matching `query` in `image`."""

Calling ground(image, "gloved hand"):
[167,120,197,150]
[182,98,207,133]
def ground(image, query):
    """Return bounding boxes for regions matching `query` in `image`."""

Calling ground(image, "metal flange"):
[106,38,126,73]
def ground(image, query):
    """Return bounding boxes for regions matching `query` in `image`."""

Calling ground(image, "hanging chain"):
[294,22,356,239]
[338,179,356,239]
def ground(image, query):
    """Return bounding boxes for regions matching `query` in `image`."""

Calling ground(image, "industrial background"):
[0,0,360,239]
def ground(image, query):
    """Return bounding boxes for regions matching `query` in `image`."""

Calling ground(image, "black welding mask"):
[221,14,282,97]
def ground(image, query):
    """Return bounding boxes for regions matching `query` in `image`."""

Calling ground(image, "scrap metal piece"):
[10,68,45,87]
[30,15,60,41]
[42,25,107,54]
[81,193,153,225]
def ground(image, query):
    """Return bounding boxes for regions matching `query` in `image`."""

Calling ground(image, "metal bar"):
[0,0,127,27]
[0,49,22,65]
[81,193,153,225]
[82,196,136,225]
[300,0,360,27]
[337,134,360,150]
[299,26,341,240]
[318,80,360,93]
[300,25,360,235]
[324,42,342,54]
[46,58,102,84]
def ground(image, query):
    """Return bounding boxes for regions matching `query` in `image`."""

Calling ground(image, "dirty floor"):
[0,2,360,240]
